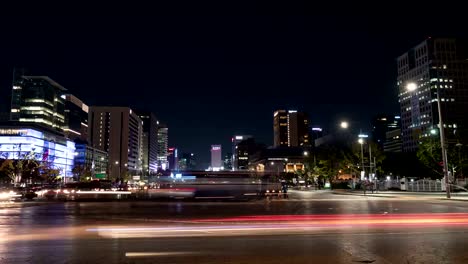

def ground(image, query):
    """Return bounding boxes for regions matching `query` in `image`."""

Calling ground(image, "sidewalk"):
[332,189,468,201]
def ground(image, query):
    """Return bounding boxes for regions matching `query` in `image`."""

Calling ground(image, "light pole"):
[407,82,450,198]
[358,138,365,179]
[456,143,463,178]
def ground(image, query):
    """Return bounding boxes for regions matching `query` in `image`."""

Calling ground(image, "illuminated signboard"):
[212,146,221,150]
[235,136,243,140]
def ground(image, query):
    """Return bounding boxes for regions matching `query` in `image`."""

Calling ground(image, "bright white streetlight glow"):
[340,121,349,129]
[406,82,417,92]
[358,138,364,144]
[303,151,309,156]
[115,161,119,165]
[270,162,275,165]
[430,129,437,135]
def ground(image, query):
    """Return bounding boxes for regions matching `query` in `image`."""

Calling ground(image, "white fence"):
[407,179,442,192]
[376,178,468,192]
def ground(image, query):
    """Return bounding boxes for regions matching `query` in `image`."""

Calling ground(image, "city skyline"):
[1,14,467,166]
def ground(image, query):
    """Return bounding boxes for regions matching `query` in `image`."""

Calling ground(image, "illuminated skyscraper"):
[397,38,468,151]
[210,145,222,171]
[157,124,169,170]
[10,73,67,132]
[89,106,143,179]
[273,110,310,147]
[136,111,159,175]
[64,94,89,142]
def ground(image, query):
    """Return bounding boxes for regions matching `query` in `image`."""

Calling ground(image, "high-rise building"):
[64,94,89,142]
[397,38,468,151]
[88,106,143,180]
[10,74,67,133]
[157,124,169,170]
[384,129,403,153]
[136,111,159,175]
[273,110,310,147]
[231,135,253,170]
[167,147,178,171]
[210,145,222,171]
[223,153,233,171]
[179,153,196,171]
[371,115,401,148]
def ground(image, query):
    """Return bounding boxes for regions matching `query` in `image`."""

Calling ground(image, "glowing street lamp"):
[406,82,450,198]
[340,121,349,129]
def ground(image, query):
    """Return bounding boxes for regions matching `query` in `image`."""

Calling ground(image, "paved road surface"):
[1,191,468,263]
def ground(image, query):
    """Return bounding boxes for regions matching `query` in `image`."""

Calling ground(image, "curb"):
[332,191,398,198]
[333,191,468,201]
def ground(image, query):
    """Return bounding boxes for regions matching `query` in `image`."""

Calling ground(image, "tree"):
[72,164,92,181]
[0,152,40,184]
[0,159,16,182]
[417,138,468,178]
[39,162,62,183]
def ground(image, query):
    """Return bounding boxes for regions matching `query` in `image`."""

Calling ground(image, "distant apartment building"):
[89,106,143,179]
[273,110,310,147]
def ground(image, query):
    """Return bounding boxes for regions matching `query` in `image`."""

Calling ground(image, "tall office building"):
[89,106,143,179]
[64,94,89,142]
[231,135,253,170]
[179,153,196,171]
[136,111,159,175]
[273,110,310,147]
[210,145,222,171]
[223,153,233,171]
[397,38,468,151]
[10,73,66,133]
[167,147,178,171]
[371,115,401,148]
[157,124,169,170]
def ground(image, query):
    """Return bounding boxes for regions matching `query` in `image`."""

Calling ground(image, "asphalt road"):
[1,191,468,263]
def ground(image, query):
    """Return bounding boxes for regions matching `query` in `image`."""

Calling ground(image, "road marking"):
[125,251,197,257]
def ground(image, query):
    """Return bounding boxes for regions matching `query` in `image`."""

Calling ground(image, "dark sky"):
[1,4,467,168]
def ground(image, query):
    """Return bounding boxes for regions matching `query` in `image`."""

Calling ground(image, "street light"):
[340,121,349,129]
[406,82,450,198]
[303,151,309,156]
[358,138,365,179]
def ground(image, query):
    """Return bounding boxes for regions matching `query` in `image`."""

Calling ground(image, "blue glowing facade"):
[0,127,75,178]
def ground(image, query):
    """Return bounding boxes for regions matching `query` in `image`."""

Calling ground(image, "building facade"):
[223,153,233,171]
[10,75,67,132]
[210,145,222,171]
[179,153,196,171]
[137,111,159,175]
[74,143,109,179]
[397,38,468,151]
[231,135,253,170]
[0,125,75,180]
[371,115,401,148]
[88,106,143,180]
[167,147,178,171]
[64,94,89,142]
[157,125,169,170]
[384,129,403,153]
[273,110,310,148]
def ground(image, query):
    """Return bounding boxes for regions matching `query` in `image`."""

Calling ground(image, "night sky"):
[1,5,467,168]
